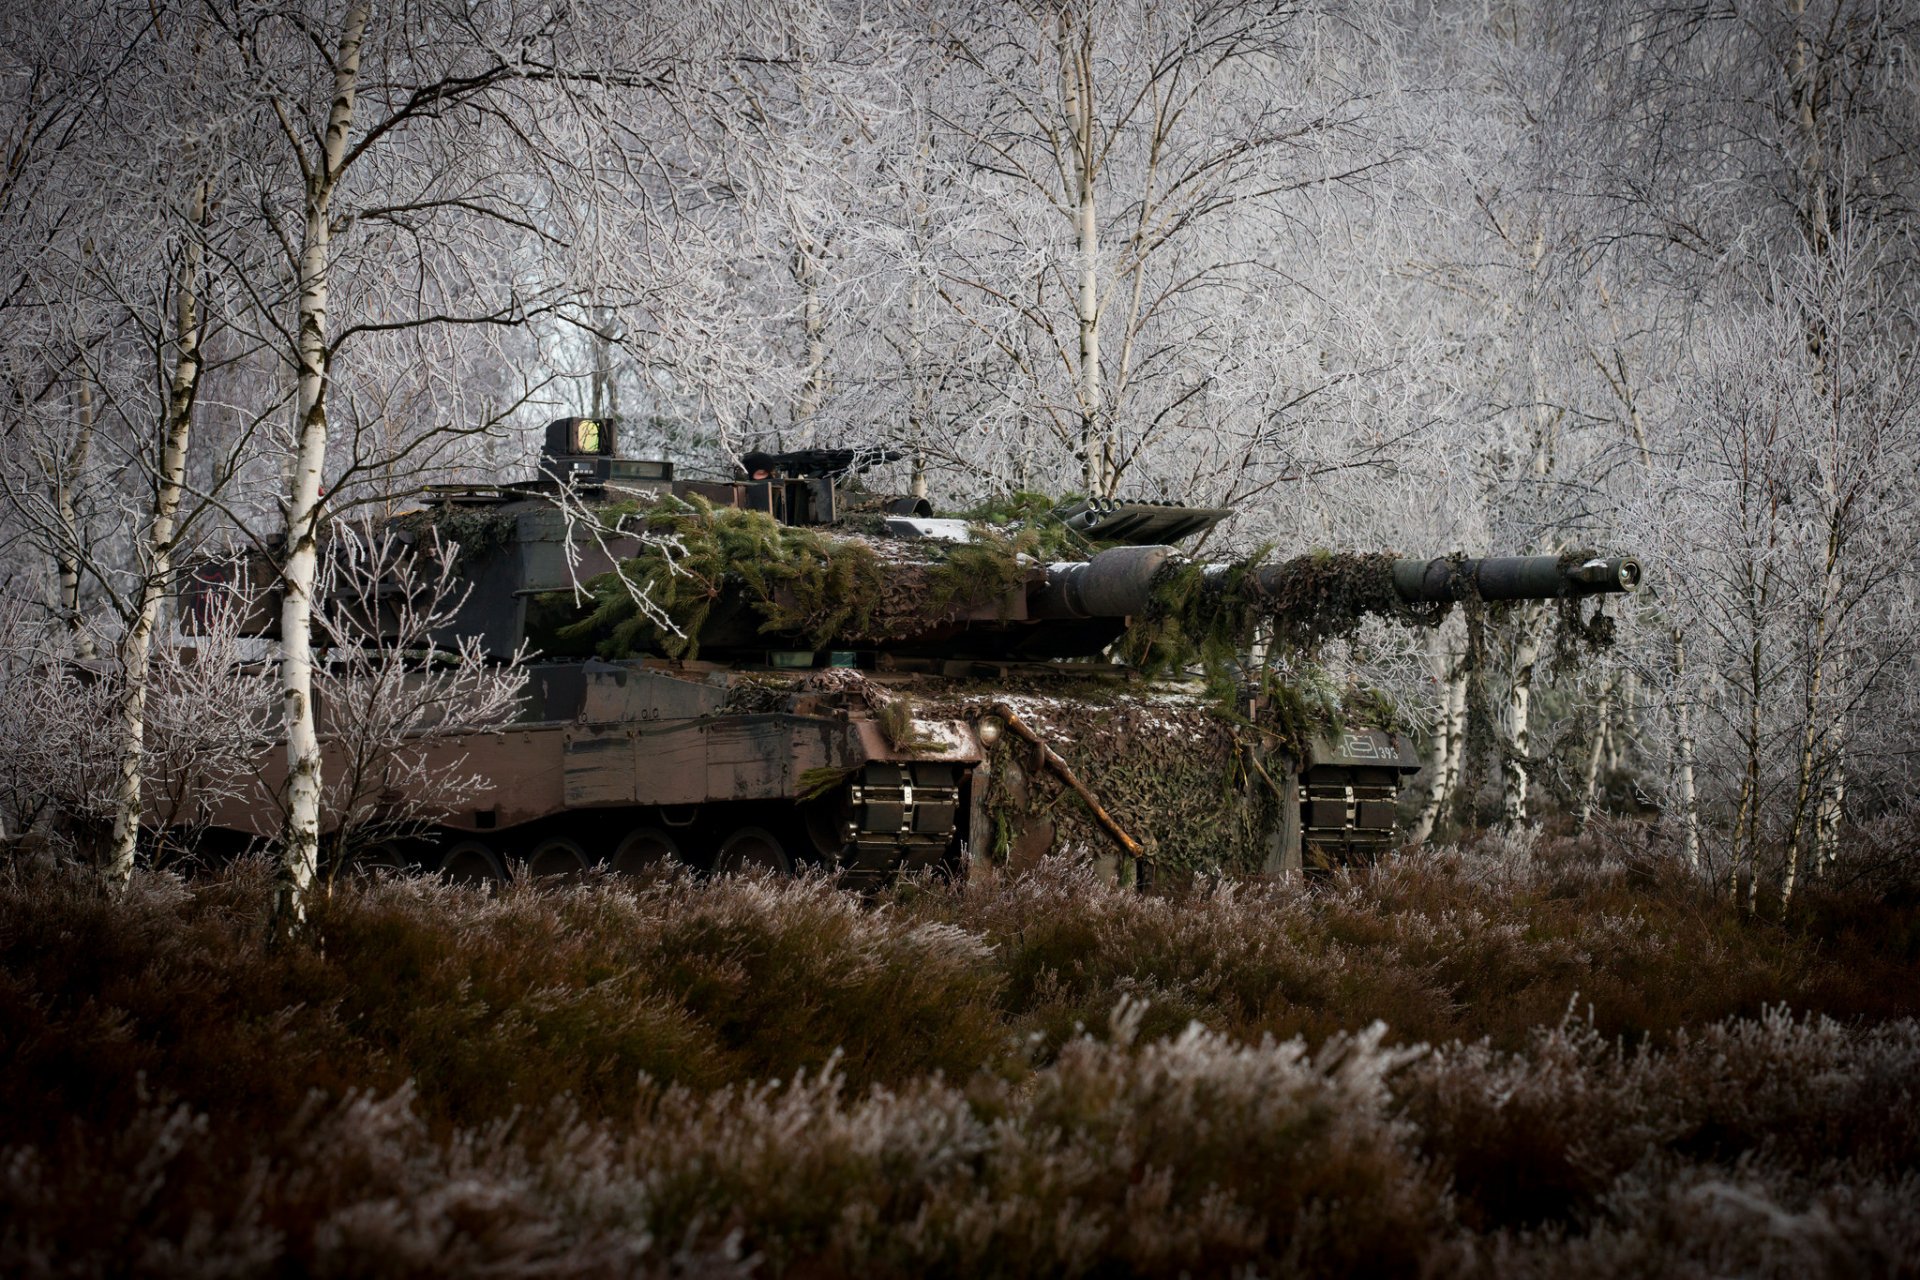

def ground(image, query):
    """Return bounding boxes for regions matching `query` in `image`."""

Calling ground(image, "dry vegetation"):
[3,831,1918,1277]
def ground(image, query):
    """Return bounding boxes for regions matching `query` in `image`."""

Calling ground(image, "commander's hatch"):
[1053,498,1232,546]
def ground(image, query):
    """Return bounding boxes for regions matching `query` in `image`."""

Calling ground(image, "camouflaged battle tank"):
[182,417,1641,884]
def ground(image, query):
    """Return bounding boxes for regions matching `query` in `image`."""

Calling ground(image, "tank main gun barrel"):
[1032,548,1641,620]
[1388,555,1641,603]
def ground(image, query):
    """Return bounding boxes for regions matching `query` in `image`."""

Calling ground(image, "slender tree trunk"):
[793,239,827,432]
[278,1,368,924]
[1741,627,1765,911]
[55,371,98,658]
[1606,671,1633,776]
[900,98,935,502]
[906,269,930,499]
[107,188,207,881]
[1783,629,1826,911]
[1672,629,1702,869]
[1059,13,1107,496]
[1497,229,1559,831]
[589,308,619,422]
[1498,606,1548,826]
[1815,720,1844,875]
[1788,4,1832,259]
[1575,673,1615,833]
[1782,0,1842,906]
[1410,628,1468,845]
[1605,307,1701,869]
[1785,496,1844,910]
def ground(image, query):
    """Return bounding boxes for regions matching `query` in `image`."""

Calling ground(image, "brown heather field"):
[3,829,1919,1278]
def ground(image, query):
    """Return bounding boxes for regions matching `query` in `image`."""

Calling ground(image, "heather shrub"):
[1402,1007,1920,1233]
[609,871,1004,1087]
[0,861,1012,1135]
[0,860,376,1149]
[298,874,736,1121]
[1474,1165,1920,1280]
[2,834,1917,1276]
[0,1086,757,1279]
[617,1010,1444,1278]
[902,833,1920,1055]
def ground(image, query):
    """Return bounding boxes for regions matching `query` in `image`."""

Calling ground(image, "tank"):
[180,418,1641,883]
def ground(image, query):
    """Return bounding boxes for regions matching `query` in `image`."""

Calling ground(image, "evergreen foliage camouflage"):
[1123,551,1445,676]
[557,497,1039,659]
[393,506,520,568]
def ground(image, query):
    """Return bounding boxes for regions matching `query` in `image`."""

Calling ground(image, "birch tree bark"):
[1672,631,1702,868]
[1574,672,1615,833]
[931,0,1387,500]
[105,182,209,881]
[1496,608,1550,827]
[1409,623,1468,845]
[275,1,369,920]
[1057,8,1108,496]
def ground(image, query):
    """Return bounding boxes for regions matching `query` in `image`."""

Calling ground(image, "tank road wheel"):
[610,826,681,877]
[714,825,793,877]
[527,836,590,880]
[802,793,856,865]
[439,838,507,887]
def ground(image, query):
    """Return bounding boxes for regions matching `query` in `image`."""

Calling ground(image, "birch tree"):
[201,0,788,918]
[1575,0,1920,893]
[0,3,276,878]
[928,0,1401,498]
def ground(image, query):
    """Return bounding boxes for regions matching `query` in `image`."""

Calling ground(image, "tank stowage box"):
[182,418,1641,884]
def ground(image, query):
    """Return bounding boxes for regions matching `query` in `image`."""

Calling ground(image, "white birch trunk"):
[589,309,619,422]
[1606,671,1633,776]
[1672,630,1702,869]
[1784,491,1844,911]
[1059,14,1107,497]
[1815,726,1844,876]
[794,240,826,431]
[1741,631,1764,912]
[1498,607,1548,827]
[1574,673,1615,833]
[1609,308,1704,871]
[1409,628,1468,845]
[278,2,368,921]
[107,190,206,882]
[907,269,930,500]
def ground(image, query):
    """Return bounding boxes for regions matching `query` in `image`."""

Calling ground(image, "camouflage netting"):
[556,496,1037,659]
[911,682,1281,881]
[1124,550,1447,676]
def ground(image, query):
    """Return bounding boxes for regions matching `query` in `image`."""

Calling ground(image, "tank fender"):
[851,717,985,765]
[579,661,727,723]
[564,713,853,807]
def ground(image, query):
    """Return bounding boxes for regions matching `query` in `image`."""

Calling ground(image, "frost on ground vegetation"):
[0,846,1916,1277]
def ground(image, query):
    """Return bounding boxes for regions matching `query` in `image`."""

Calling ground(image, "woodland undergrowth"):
[2,830,1917,1277]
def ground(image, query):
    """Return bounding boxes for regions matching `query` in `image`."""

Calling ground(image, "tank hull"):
[193,660,987,881]
[185,658,1420,884]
